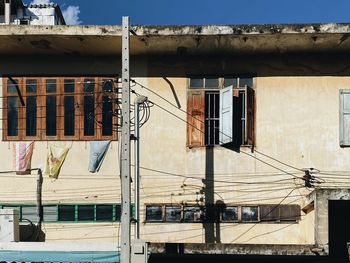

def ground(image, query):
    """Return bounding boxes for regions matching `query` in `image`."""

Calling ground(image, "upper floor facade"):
[0,24,350,256]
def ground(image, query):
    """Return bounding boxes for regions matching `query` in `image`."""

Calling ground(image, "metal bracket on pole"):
[121,16,131,263]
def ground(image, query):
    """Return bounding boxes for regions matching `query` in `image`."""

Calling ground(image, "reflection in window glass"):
[64,96,75,136]
[239,78,253,88]
[224,78,238,87]
[102,79,113,92]
[115,205,121,221]
[205,78,219,88]
[242,206,258,222]
[96,205,113,221]
[7,79,18,93]
[84,95,95,136]
[78,205,95,221]
[26,80,37,93]
[222,206,238,222]
[183,206,201,222]
[165,206,181,222]
[22,206,37,222]
[64,79,75,93]
[58,205,75,221]
[102,95,113,136]
[190,78,203,88]
[46,95,56,136]
[26,96,36,136]
[146,206,162,221]
[8,96,18,136]
[84,79,95,92]
[44,206,57,222]
[46,79,56,93]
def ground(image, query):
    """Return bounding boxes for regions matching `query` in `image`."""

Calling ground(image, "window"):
[165,206,182,222]
[340,89,350,147]
[78,205,95,221]
[96,205,113,221]
[0,204,123,223]
[260,204,301,222]
[222,206,238,222]
[183,206,202,222]
[145,205,163,222]
[241,206,258,222]
[3,77,118,141]
[58,205,75,221]
[144,204,300,223]
[187,77,255,147]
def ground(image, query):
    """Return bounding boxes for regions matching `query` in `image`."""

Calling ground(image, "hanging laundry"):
[12,142,34,175]
[89,141,111,173]
[45,144,70,179]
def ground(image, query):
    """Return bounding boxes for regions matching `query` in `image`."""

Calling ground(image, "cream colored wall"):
[2,75,349,244]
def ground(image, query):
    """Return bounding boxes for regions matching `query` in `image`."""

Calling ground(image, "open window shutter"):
[340,90,350,147]
[244,86,255,146]
[219,85,233,145]
[187,91,205,147]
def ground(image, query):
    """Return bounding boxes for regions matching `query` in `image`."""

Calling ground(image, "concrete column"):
[4,0,11,25]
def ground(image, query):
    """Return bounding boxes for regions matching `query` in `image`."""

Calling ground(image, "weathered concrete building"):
[0,4,350,262]
[0,0,65,25]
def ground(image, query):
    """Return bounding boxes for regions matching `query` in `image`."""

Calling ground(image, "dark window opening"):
[96,205,113,221]
[58,205,75,221]
[84,96,95,136]
[64,96,75,136]
[84,79,95,136]
[222,206,238,222]
[146,206,163,222]
[165,206,181,222]
[78,205,95,221]
[183,206,202,222]
[26,96,37,136]
[64,79,75,93]
[102,95,113,136]
[7,96,18,136]
[205,92,220,146]
[46,96,56,136]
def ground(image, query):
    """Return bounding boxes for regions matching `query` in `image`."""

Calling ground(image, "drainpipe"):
[36,169,43,241]
[134,95,148,240]
[4,0,11,24]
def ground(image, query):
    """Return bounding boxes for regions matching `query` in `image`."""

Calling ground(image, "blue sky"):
[29,0,350,25]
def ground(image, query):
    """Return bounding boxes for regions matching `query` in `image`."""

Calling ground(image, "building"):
[0,0,65,25]
[0,5,350,262]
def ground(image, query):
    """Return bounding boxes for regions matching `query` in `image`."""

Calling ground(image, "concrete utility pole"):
[121,16,131,263]
[4,0,11,25]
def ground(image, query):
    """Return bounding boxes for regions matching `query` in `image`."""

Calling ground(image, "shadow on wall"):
[20,224,45,242]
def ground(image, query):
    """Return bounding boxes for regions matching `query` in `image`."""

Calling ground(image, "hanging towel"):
[89,141,111,173]
[45,144,70,179]
[12,142,34,174]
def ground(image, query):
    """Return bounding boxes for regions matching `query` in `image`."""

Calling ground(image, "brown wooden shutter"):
[187,90,205,147]
[280,204,301,222]
[244,86,255,146]
[260,205,279,222]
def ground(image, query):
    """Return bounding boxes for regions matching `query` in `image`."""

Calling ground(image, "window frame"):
[143,203,300,224]
[2,76,118,141]
[187,76,256,148]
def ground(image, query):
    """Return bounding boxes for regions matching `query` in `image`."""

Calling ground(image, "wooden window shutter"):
[187,90,205,147]
[219,85,233,145]
[259,205,279,222]
[340,89,350,147]
[280,204,301,221]
[244,86,255,146]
